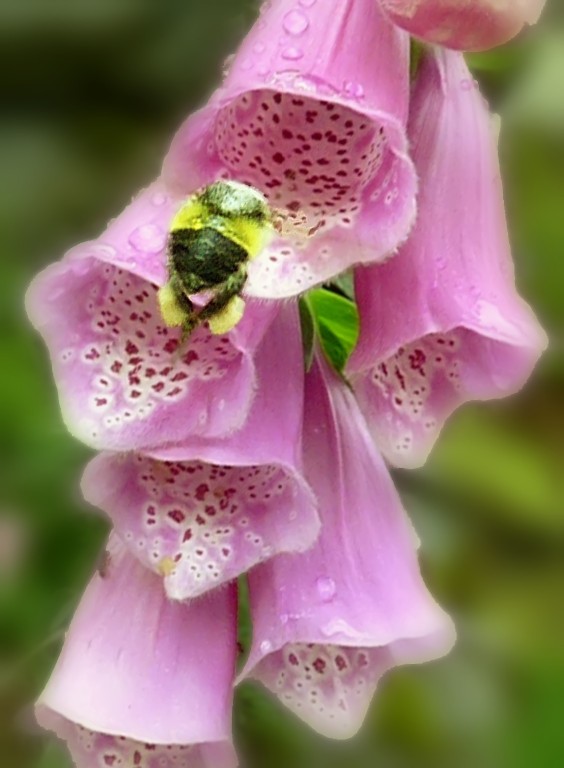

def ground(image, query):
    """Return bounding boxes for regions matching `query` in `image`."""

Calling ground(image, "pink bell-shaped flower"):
[348,48,546,468]
[379,0,546,51]
[164,0,417,298]
[240,354,454,738]
[37,537,238,768]
[81,304,319,600]
[25,182,279,453]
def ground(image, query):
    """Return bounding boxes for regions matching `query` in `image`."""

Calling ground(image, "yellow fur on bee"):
[158,282,186,328]
[223,217,272,260]
[169,198,207,233]
[170,196,272,260]
[209,296,246,335]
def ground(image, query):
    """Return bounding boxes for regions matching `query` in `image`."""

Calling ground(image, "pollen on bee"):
[209,296,246,335]
[158,282,186,328]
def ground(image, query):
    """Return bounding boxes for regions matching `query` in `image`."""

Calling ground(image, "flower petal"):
[379,0,546,51]
[26,183,278,452]
[36,721,235,768]
[37,537,237,767]
[348,49,547,469]
[241,354,454,739]
[81,304,319,600]
[164,0,417,298]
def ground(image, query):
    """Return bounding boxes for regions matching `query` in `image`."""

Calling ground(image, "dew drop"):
[253,42,266,54]
[222,54,235,78]
[316,577,336,602]
[343,81,365,99]
[129,225,165,254]
[151,192,168,207]
[260,640,273,654]
[90,243,117,260]
[283,10,309,36]
[281,46,304,61]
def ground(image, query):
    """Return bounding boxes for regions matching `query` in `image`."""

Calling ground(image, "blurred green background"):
[0,2,563,767]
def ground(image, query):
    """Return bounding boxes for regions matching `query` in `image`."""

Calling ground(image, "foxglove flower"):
[26,183,279,453]
[379,0,546,51]
[348,49,546,469]
[26,0,419,453]
[164,0,417,297]
[241,354,454,739]
[37,537,238,768]
[81,304,319,600]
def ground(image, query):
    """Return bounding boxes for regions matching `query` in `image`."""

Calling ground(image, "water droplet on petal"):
[129,225,166,254]
[316,577,336,602]
[253,42,266,54]
[151,192,168,207]
[343,81,365,99]
[222,54,235,78]
[280,613,289,625]
[281,46,304,61]
[260,640,273,654]
[90,243,117,260]
[283,10,309,36]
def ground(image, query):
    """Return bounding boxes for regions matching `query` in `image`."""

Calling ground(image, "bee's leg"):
[158,276,200,363]
[198,268,248,335]
[158,274,195,329]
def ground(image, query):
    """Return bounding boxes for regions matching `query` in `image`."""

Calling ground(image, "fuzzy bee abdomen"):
[169,227,248,290]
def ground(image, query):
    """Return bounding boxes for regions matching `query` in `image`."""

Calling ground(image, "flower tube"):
[25,184,279,453]
[348,48,546,468]
[81,304,319,600]
[37,537,238,768]
[241,354,454,738]
[164,0,417,297]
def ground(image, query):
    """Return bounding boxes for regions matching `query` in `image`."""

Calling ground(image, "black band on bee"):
[169,227,248,290]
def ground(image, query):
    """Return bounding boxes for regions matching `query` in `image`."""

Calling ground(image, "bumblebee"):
[158,180,272,339]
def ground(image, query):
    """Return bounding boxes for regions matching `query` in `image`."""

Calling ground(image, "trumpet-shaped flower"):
[241,354,454,739]
[164,0,417,297]
[26,0,419,454]
[380,0,546,51]
[81,305,319,600]
[26,184,279,453]
[37,537,238,768]
[348,49,546,468]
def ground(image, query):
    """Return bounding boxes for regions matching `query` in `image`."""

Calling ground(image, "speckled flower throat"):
[215,91,388,237]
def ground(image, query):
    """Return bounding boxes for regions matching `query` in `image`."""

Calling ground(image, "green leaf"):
[298,296,315,372]
[306,289,359,372]
[328,271,355,300]
[410,39,427,82]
